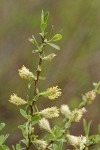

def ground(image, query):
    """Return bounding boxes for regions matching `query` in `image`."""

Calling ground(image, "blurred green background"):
[0,0,100,149]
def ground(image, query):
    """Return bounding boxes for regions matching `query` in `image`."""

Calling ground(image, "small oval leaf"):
[48,43,60,50]
[20,109,31,120]
[0,123,5,131]
[51,34,62,41]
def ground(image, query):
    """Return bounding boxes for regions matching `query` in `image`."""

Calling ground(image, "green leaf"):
[33,93,40,102]
[83,119,92,137]
[89,134,100,145]
[43,133,54,143]
[18,125,27,139]
[42,53,56,61]
[86,120,92,136]
[51,34,62,41]
[41,10,44,26]
[0,145,10,150]
[47,43,60,50]
[41,23,46,34]
[93,82,100,94]
[41,10,49,36]
[94,135,100,144]
[26,95,29,102]
[52,144,59,150]
[16,143,25,150]
[12,145,15,150]
[83,119,87,136]
[52,126,62,139]
[0,134,9,145]
[0,123,5,131]
[20,109,31,120]
[50,25,54,39]
[16,144,21,150]
[98,125,100,134]
[44,11,49,24]
[12,143,25,150]
[0,135,5,145]
[32,49,39,53]
[18,122,30,141]
[31,115,41,125]
[21,139,27,146]
[28,35,38,47]
[52,141,63,150]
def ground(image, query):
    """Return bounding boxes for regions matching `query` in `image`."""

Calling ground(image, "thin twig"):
[27,36,45,150]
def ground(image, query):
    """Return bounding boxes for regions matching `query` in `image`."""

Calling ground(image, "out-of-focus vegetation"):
[0,0,100,147]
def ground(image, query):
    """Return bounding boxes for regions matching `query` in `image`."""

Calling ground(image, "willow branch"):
[27,36,45,150]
